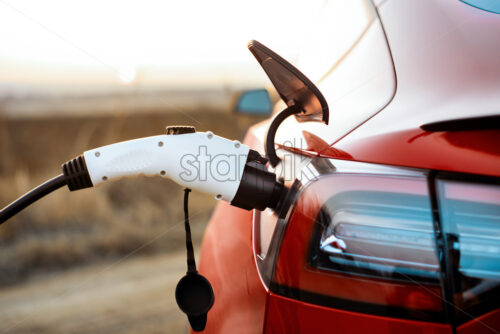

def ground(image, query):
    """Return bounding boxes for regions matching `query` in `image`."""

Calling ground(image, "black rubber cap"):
[175,272,214,332]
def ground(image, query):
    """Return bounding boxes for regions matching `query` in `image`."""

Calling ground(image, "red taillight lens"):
[272,173,445,321]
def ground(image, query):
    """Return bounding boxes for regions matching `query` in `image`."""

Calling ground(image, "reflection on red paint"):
[302,130,353,159]
[334,129,500,177]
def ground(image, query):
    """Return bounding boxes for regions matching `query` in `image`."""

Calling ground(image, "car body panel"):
[275,0,500,177]
[456,309,500,334]
[198,200,268,334]
[264,294,451,334]
[327,0,500,177]
[198,0,500,332]
[333,128,500,177]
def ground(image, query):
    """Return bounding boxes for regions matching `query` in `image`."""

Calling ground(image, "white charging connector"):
[83,131,249,202]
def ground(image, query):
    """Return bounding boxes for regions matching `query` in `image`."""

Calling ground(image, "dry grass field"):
[0,110,264,333]
[0,252,191,334]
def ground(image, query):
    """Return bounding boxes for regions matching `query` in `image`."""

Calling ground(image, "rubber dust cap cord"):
[175,188,214,332]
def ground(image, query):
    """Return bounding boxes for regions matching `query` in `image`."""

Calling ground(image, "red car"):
[198,0,500,333]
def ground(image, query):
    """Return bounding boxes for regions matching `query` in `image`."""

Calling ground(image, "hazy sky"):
[0,0,324,91]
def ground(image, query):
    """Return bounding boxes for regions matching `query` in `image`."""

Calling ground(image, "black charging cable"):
[264,103,303,167]
[0,174,67,224]
[183,188,197,273]
[0,155,92,225]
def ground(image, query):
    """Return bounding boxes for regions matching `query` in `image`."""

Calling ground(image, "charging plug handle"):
[62,131,285,212]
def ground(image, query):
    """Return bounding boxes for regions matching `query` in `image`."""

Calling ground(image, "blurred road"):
[0,252,189,334]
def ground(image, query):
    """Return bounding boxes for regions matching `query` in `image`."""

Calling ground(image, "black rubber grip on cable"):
[183,188,197,273]
[62,155,93,191]
[0,174,67,225]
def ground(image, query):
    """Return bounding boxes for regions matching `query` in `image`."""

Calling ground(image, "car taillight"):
[253,157,500,328]
[436,179,500,323]
[271,171,445,322]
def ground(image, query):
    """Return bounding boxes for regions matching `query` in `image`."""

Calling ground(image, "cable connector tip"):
[62,155,93,191]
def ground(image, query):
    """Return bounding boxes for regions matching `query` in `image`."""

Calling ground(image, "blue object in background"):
[235,89,272,115]
[461,0,500,14]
